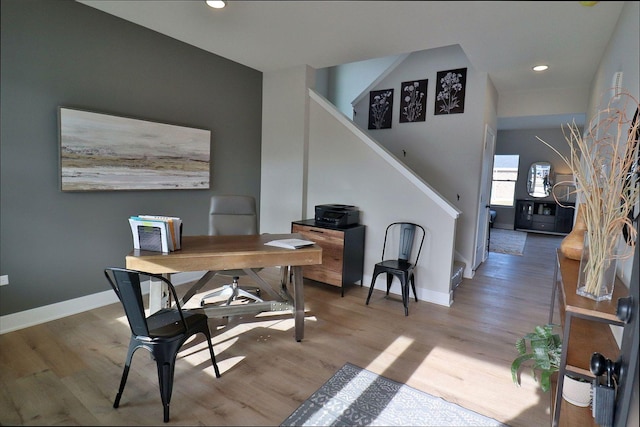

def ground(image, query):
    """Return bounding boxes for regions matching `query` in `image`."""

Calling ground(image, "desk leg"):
[292,266,305,342]
[149,275,170,314]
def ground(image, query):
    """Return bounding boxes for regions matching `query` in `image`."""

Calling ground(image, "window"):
[490,155,519,206]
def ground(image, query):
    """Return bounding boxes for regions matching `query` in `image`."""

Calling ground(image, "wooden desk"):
[126,233,322,342]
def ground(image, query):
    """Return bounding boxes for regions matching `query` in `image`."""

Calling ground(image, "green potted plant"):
[511,324,593,406]
[511,324,562,393]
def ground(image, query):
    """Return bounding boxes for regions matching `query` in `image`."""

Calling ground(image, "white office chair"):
[200,195,264,306]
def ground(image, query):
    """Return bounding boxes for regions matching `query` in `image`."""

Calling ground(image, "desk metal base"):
[172,266,305,341]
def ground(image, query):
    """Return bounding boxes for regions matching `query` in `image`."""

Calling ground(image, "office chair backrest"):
[209,195,258,236]
[105,268,185,338]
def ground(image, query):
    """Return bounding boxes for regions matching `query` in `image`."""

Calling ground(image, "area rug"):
[489,228,527,256]
[281,363,507,426]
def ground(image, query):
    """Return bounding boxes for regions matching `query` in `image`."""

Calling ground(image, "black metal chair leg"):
[113,364,130,408]
[202,329,221,378]
[400,276,409,316]
[157,360,175,423]
[366,272,379,305]
[386,273,393,295]
[114,340,136,408]
[411,274,418,302]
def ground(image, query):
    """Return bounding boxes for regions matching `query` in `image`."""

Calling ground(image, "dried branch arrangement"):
[537,92,640,296]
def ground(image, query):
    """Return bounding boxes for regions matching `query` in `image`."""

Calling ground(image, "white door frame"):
[473,124,496,270]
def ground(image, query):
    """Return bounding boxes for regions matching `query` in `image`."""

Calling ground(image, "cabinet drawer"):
[292,224,344,275]
[532,221,554,231]
[532,214,555,224]
[292,224,345,242]
[302,265,342,287]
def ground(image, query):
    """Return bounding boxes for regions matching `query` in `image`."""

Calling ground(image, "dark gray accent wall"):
[0,0,262,315]
[494,127,578,228]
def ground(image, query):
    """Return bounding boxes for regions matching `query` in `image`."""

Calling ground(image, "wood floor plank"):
[0,231,565,426]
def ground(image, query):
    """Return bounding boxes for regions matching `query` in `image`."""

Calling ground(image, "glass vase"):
[577,232,616,301]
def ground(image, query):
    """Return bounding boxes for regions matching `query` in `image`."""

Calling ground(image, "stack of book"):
[129,215,182,253]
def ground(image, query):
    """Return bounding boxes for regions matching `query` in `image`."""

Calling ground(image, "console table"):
[549,249,626,426]
[515,199,574,235]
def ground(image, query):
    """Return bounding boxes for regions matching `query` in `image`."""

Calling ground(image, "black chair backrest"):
[398,223,416,261]
[104,268,186,338]
[382,222,426,265]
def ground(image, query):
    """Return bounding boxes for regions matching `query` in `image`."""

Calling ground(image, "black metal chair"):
[104,267,221,423]
[365,222,426,316]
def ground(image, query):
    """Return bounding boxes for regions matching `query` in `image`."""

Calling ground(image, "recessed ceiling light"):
[532,65,549,72]
[206,1,226,9]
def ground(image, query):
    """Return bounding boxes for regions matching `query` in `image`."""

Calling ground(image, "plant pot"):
[562,375,592,407]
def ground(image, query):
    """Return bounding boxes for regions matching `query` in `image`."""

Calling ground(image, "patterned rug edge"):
[281,362,509,427]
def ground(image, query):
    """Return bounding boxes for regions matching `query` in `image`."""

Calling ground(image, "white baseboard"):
[0,271,206,335]
[369,280,452,308]
[493,223,514,230]
[1,270,452,334]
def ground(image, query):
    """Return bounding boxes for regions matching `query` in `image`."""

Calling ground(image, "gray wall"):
[0,0,263,316]
[493,127,576,229]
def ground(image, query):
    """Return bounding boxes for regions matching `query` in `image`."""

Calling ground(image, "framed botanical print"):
[399,79,427,123]
[434,68,467,115]
[368,89,394,129]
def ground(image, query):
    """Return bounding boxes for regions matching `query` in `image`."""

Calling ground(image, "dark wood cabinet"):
[291,219,365,296]
[515,199,575,235]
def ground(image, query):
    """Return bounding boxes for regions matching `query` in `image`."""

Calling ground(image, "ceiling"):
[79,1,625,129]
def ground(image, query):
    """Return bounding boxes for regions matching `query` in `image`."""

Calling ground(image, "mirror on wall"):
[527,161,553,198]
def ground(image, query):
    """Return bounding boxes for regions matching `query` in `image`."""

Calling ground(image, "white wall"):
[260,66,315,233]
[589,5,640,422]
[587,1,639,126]
[308,91,460,306]
[498,86,589,120]
[586,0,639,290]
[259,61,460,305]
[351,45,494,275]
[326,54,404,118]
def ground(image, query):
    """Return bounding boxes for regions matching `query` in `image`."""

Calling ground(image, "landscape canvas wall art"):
[59,107,211,191]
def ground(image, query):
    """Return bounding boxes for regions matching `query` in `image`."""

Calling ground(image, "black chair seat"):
[146,309,209,338]
[375,259,413,272]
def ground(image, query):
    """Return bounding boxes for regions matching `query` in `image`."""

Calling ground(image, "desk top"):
[126,233,322,274]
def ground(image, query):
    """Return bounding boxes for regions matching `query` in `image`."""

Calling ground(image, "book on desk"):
[129,215,182,253]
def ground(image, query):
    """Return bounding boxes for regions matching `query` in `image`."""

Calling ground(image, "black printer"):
[314,204,360,228]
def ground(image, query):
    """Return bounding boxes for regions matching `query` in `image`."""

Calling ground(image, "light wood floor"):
[0,232,563,426]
